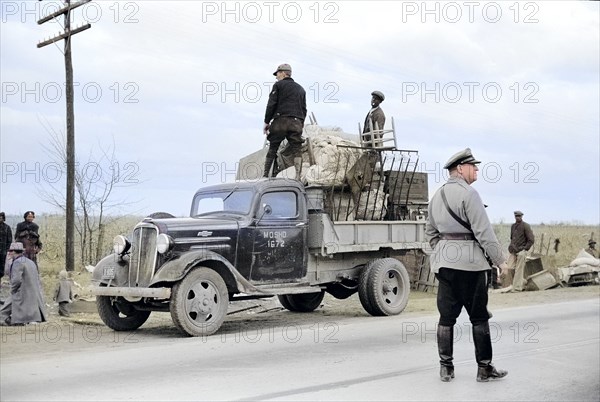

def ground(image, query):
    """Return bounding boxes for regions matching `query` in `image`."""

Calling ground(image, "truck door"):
[250,189,307,282]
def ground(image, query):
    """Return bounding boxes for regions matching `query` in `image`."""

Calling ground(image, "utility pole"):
[38,0,92,272]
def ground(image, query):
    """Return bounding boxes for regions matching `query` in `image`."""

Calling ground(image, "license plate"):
[102,267,115,279]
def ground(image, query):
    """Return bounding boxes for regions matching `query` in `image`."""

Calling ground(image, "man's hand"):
[499,262,509,276]
[263,123,270,135]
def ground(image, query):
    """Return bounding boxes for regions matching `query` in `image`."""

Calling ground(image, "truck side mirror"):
[255,204,272,223]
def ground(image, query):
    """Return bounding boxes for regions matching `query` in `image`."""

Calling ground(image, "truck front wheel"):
[358,258,410,316]
[96,296,151,331]
[170,267,229,336]
[278,291,325,312]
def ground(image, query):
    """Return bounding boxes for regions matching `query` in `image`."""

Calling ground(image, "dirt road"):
[1,285,598,360]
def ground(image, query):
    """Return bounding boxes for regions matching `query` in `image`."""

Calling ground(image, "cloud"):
[1,0,598,224]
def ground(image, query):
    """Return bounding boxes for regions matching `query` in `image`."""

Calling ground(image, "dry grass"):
[4,213,597,303]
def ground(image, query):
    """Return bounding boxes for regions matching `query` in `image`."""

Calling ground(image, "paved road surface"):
[1,298,598,401]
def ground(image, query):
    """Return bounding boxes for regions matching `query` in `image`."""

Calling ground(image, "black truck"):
[91,172,429,337]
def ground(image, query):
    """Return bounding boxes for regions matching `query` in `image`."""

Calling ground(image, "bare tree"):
[37,119,140,269]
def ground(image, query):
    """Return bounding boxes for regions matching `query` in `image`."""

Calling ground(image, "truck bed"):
[308,213,428,255]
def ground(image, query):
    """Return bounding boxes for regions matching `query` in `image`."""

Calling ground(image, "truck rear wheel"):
[96,296,151,331]
[278,291,325,312]
[170,267,229,337]
[358,258,410,316]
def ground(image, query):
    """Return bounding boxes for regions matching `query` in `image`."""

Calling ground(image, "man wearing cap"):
[504,211,535,291]
[362,91,386,147]
[263,63,307,181]
[584,239,598,258]
[0,242,47,326]
[426,148,508,383]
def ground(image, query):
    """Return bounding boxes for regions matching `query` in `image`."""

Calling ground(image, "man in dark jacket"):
[362,91,386,147]
[504,210,535,291]
[15,211,42,264]
[0,212,12,280]
[263,63,307,180]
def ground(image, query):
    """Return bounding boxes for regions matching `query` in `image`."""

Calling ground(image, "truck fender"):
[92,254,130,287]
[149,250,256,293]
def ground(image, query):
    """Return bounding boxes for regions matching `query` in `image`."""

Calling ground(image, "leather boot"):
[263,155,275,178]
[473,322,508,382]
[293,157,303,181]
[437,324,455,382]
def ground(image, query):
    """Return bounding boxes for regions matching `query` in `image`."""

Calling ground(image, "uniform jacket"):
[1,255,47,324]
[264,77,307,124]
[54,279,73,303]
[363,107,386,133]
[426,176,505,273]
[508,221,535,254]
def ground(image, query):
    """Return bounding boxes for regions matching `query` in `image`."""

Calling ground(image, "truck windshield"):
[191,189,254,216]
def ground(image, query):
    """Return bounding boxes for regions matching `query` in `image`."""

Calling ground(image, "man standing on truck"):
[263,63,307,181]
[504,210,535,291]
[426,148,508,383]
[362,91,386,147]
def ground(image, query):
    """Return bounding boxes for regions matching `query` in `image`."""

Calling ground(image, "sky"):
[1,0,599,225]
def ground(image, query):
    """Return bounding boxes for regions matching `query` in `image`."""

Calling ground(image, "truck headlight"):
[113,235,131,255]
[157,234,173,254]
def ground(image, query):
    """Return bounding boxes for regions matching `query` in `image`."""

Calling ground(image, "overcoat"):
[0,255,47,324]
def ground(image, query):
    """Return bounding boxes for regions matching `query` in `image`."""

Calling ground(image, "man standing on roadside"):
[0,242,47,326]
[263,63,307,180]
[426,148,508,383]
[584,239,598,258]
[504,210,535,291]
[0,212,12,281]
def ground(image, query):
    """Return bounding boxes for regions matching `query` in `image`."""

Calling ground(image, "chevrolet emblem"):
[197,231,212,237]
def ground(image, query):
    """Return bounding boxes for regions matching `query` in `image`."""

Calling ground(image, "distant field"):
[2,213,598,302]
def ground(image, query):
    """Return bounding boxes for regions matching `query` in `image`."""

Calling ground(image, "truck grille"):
[129,224,158,287]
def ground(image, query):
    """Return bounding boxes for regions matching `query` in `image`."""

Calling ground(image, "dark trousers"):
[264,117,304,176]
[0,252,6,278]
[58,301,70,317]
[435,268,490,327]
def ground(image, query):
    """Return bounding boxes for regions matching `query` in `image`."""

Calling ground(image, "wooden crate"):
[385,171,429,203]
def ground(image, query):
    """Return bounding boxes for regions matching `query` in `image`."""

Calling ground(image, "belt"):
[275,115,303,121]
[440,233,475,241]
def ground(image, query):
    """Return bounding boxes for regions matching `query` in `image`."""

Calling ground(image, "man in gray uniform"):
[426,148,508,383]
